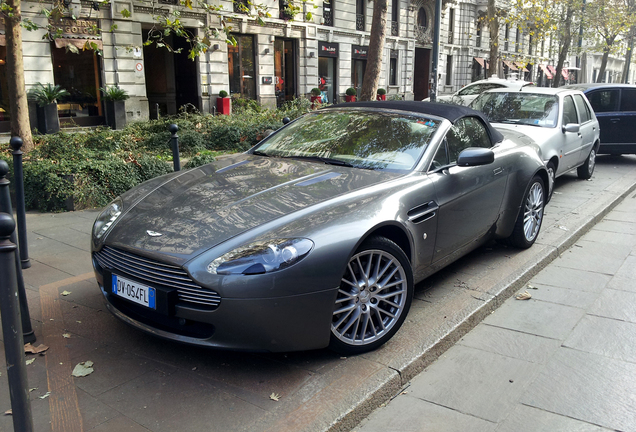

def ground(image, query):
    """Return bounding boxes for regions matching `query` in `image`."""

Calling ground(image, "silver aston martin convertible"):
[91,101,549,354]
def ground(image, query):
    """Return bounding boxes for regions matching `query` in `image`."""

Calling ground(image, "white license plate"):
[112,274,156,309]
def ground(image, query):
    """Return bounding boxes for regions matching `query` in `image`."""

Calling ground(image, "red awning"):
[547,65,557,75]
[503,60,518,71]
[474,57,486,68]
[515,62,529,72]
[562,68,569,79]
[539,64,553,79]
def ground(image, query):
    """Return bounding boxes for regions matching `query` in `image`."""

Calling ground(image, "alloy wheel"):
[523,181,544,242]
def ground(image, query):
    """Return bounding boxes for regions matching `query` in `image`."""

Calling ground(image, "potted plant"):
[377,88,387,101]
[345,87,357,102]
[310,87,322,107]
[28,83,69,134]
[217,90,231,115]
[101,86,129,130]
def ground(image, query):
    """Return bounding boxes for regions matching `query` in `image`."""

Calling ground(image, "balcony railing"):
[356,14,364,31]
[391,21,398,36]
[324,8,333,26]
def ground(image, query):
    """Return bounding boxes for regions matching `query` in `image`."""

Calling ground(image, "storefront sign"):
[319,42,339,58]
[262,76,273,85]
[50,18,101,38]
[352,45,368,60]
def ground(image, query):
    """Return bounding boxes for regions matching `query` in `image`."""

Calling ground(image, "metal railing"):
[356,13,364,30]
[391,21,398,36]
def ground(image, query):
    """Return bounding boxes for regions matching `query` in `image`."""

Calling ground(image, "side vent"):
[407,201,439,224]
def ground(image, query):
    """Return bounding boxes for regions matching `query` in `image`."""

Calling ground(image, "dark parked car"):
[565,83,636,154]
[91,101,548,354]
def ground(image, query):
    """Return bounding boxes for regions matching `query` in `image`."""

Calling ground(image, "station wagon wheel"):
[577,147,596,180]
[508,176,545,249]
[546,161,556,200]
[330,236,413,355]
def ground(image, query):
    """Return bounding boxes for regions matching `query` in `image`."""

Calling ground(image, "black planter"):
[36,103,60,134]
[105,100,127,130]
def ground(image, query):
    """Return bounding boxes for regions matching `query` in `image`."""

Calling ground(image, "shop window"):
[228,34,256,100]
[51,43,103,124]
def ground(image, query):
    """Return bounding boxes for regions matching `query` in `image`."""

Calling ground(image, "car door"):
[559,95,585,172]
[572,93,597,163]
[615,88,636,151]
[428,117,508,264]
[586,88,621,146]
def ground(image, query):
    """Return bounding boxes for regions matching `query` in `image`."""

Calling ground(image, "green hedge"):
[0,98,312,212]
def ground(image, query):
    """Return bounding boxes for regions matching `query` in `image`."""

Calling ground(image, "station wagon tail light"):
[207,238,314,275]
[92,198,123,240]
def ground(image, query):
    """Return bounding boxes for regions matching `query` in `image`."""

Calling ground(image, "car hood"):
[491,123,558,148]
[104,154,403,259]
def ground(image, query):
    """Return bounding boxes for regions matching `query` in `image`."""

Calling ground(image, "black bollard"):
[10,137,30,269]
[0,160,35,343]
[169,124,180,172]
[0,212,34,432]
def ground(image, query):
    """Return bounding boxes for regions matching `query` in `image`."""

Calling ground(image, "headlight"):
[92,198,123,240]
[207,238,314,275]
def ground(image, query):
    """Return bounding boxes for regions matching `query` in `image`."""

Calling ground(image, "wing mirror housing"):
[456,147,495,167]
[562,123,580,133]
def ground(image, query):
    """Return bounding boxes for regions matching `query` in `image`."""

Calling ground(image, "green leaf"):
[120,8,131,18]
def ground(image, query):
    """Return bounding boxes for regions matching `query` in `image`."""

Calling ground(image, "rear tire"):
[329,236,413,355]
[577,147,596,180]
[508,176,545,249]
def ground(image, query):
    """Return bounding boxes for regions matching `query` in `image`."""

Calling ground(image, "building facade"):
[0,0,632,131]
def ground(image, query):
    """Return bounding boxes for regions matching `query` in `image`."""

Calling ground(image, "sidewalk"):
[0,155,635,432]
[355,192,636,431]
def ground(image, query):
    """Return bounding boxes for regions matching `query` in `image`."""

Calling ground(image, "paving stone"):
[407,345,540,423]
[482,299,585,340]
[76,387,120,431]
[22,259,76,290]
[523,283,601,309]
[591,219,636,236]
[588,289,636,324]
[530,266,610,293]
[602,209,636,223]
[357,395,496,432]
[32,225,92,252]
[581,228,636,248]
[521,348,636,432]
[564,314,636,363]
[549,240,631,275]
[87,415,152,431]
[495,404,610,432]
[607,255,636,293]
[457,324,560,365]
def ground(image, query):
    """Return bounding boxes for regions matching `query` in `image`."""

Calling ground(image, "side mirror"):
[457,147,495,167]
[562,123,580,133]
[282,117,291,125]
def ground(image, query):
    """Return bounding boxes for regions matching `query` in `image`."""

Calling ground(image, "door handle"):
[610,118,621,123]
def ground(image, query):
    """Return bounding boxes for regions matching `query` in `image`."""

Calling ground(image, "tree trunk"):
[487,0,499,77]
[597,46,611,82]
[359,0,388,101]
[554,3,574,87]
[622,26,635,83]
[4,0,34,152]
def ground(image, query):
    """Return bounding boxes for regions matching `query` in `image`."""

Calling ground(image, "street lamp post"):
[430,0,442,102]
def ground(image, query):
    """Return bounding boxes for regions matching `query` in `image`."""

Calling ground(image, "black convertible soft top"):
[324,100,504,144]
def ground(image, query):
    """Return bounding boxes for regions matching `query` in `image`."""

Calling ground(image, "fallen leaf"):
[516,291,532,300]
[528,284,538,290]
[76,321,82,324]
[39,392,51,400]
[26,358,35,366]
[558,225,569,231]
[62,334,71,339]
[4,409,11,415]
[192,367,197,371]
[25,343,49,354]
[269,392,280,402]
[29,388,38,393]
[72,361,94,377]
[61,291,72,296]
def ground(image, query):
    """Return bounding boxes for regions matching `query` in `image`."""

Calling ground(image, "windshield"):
[254,110,440,170]
[471,93,559,128]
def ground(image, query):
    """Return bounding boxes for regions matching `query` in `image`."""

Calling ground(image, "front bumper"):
[94,268,338,352]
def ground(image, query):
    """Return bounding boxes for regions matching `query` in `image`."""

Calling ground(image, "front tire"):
[577,147,596,180]
[329,236,413,355]
[508,176,545,249]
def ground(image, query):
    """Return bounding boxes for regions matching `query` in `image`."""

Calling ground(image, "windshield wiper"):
[283,155,354,167]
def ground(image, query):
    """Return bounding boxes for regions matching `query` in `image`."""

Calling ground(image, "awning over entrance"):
[547,65,557,75]
[515,62,529,72]
[474,57,486,68]
[539,64,553,79]
[503,60,518,70]
[54,38,103,50]
[562,68,569,79]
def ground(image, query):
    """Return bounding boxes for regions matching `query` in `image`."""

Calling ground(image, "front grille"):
[94,246,221,310]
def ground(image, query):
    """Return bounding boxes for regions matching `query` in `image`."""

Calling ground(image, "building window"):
[356,0,365,30]
[228,34,256,100]
[476,25,482,47]
[504,24,509,51]
[391,0,399,36]
[323,0,333,26]
[515,28,520,52]
[417,7,427,30]
[390,50,398,85]
[234,0,249,14]
[280,0,294,19]
[528,34,533,55]
[445,55,452,86]
[448,9,454,44]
